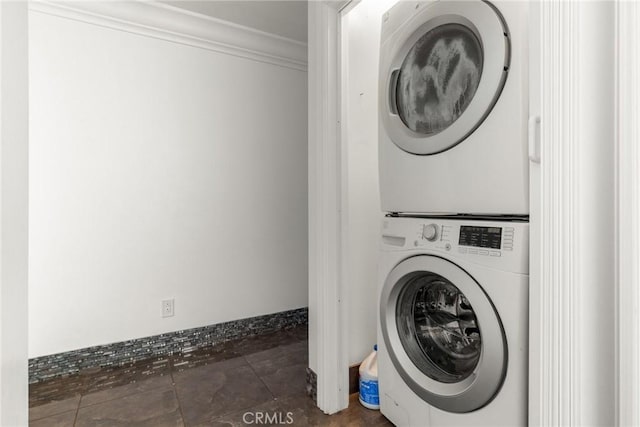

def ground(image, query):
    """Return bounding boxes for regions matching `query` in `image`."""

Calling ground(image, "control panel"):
[414,222,453,252]
[387,219,522,257]
[381,217,529,273]
[456,225,515,258]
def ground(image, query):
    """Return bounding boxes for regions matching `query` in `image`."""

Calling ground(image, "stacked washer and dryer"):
[376,1,529,426]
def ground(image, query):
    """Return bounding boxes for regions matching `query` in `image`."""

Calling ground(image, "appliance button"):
[422,224,439,241]
[468,248,478,254]
[479,250,489,255]
[458,247,467,254]
[490,251,501,257]
[505,227,515,231]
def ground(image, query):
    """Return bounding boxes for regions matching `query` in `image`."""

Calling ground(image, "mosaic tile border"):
[306,367,317,404]
[304,364,358,405]
[29,307,308,384]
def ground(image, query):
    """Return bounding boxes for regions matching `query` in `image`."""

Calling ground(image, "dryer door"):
[380,1,509,155]
[379,255,507,413]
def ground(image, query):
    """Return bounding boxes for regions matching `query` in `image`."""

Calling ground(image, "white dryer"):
[377,216,528,426]
[378,1,529,215]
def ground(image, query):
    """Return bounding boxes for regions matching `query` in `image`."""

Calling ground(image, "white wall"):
[28,9,308,358]
[1,2,29,423]
[344,0,396,366]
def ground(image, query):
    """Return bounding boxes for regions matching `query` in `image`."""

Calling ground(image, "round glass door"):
[379,1,509,155]
[379,255,506,413]
[396,272,481,383]
[396,23,483,136]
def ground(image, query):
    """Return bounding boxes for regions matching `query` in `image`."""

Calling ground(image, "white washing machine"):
[377,216,528,426]
[378,1,529,215]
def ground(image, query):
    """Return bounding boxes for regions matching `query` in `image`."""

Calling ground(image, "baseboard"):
[306,363,359,405]
[306,367,317,403]
[349,364,360,395]
[29,307,308,384]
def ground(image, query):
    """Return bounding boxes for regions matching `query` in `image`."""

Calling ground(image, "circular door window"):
[396,272,481,383]
[379,255,506,413]
[396,24,483,136]
[379,1,509,155]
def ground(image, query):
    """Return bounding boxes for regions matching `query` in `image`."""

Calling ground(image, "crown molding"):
[28,1,308,72]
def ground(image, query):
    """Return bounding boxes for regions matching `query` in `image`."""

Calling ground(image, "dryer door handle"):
[389,69,400,115]
[528,115,541,163]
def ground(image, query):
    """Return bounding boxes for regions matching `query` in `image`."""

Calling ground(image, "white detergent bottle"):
[359,344,379,410]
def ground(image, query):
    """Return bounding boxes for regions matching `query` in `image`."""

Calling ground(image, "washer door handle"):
[389,69,400,116]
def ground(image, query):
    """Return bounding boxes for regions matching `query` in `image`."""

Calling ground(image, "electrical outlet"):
[162,299,174,318]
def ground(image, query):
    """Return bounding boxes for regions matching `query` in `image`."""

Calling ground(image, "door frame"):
[307,0,359,414]
[615,1,640,425]
[0,1,29,424]
[529,1,623,425]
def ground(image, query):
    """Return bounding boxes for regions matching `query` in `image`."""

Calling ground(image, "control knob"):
[422,224,438,241]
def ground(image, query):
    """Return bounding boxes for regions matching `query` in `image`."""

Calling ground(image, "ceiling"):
[162,1,308,43]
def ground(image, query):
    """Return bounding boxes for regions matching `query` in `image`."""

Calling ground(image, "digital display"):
[459,226,502,249]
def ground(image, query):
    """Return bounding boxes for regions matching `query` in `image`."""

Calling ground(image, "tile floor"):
[29,325,392,426]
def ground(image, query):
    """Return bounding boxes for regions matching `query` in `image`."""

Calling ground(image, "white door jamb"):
[308,0,353,415]
[0,1,29,424]
[615,1,640,425]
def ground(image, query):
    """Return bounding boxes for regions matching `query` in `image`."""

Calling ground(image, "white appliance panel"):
[378,216,528,426]
[378,1,529,215]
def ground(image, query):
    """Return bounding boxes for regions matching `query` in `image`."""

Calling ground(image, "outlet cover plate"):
[162,299,174,317]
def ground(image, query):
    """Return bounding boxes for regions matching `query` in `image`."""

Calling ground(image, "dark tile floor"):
[29,326,392,426]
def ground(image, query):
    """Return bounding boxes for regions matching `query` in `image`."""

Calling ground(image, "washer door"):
[380,255,507,413]
[381,1,509,155]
